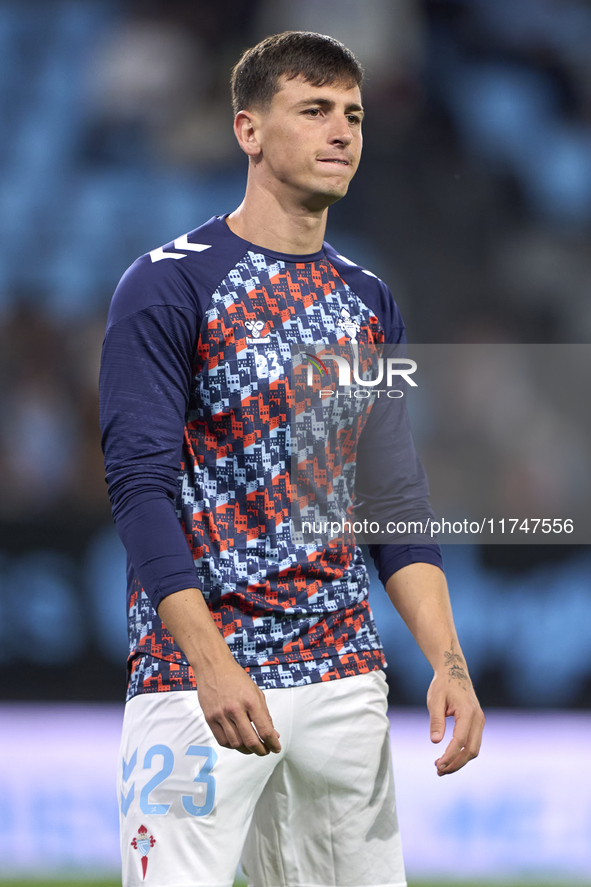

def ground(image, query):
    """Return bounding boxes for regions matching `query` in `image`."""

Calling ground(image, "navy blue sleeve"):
[99,264,202,610]
[100,219,251,610]
[355,388,444,583]
[325,245,443,585]
[365,283,443,584]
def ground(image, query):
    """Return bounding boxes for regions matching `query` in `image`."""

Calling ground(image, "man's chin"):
[305,183,350,211]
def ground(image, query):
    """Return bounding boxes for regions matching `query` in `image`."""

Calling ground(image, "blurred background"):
[0,0,590,883]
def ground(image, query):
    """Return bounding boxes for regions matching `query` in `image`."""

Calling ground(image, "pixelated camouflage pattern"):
[128,253,387,698]
[290,341,387,533]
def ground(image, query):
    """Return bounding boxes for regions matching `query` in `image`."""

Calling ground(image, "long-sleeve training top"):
[99,215,442,699]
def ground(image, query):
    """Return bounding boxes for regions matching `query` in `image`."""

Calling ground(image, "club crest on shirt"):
[131,824,156,880]
[245,315,272,343]
[337,307,360,342]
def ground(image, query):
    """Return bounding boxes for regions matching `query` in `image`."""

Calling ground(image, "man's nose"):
[329,115,353,145]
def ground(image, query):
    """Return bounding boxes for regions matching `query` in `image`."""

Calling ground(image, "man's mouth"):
[317,158,349,165]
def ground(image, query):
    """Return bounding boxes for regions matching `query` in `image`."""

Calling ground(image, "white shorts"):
[118,670,406,887]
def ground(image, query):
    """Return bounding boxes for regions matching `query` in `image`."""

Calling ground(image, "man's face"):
[252,75,363,211]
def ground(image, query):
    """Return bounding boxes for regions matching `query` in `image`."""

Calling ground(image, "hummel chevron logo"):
[122,749,138,781]
[150,234,212,263]
[174,234,212,253]
[121,783,135,816]
[121,748,138,817]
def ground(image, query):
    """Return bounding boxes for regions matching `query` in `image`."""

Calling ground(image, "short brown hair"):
[231,31,363,116]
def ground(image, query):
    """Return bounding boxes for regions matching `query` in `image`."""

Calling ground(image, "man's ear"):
[233,110,263,158]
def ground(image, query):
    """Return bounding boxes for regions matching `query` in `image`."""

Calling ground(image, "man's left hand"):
[427,672,485,776]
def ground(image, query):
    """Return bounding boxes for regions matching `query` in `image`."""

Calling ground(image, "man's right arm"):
[158,588,281,755]
[99,261,279,755]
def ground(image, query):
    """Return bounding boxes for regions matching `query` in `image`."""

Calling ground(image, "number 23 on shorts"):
[121,744,217,818]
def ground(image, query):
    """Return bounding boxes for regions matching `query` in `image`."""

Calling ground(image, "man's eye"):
[305,108,321,116]
[348,115,361,125]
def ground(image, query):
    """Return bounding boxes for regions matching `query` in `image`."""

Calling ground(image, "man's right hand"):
[195,655,281,756]
[157,587,281,756]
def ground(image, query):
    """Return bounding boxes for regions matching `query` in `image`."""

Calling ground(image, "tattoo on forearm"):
[444,641,469,689]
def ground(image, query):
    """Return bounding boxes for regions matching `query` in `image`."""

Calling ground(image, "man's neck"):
[226,176,329,255]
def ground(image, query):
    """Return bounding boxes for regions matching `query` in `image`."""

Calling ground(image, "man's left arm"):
[385,562,485,776]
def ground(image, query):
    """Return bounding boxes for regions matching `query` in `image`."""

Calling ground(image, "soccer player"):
[100,31,484,887]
